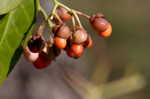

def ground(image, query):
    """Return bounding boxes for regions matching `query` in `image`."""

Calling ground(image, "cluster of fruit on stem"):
[23,0,112,69]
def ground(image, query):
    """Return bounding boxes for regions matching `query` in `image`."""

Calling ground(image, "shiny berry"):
[54,36,67,49]
[56,7,72,22]
[23,46,39,62]
[72,28,88,44]
[53,24,72,39]
[90,17,109,32]
[83,35,93,48]
[67,44,84,58]
[33,52,51,69]
[99,24,112,37]
[28,34,45,53]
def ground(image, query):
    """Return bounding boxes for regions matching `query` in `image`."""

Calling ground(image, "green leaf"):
[0,0,23,15]
[0,0,35,84]
[8,24,35,75]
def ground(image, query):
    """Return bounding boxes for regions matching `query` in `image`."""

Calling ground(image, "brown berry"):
[99,24,112,38]
[72,28,88,44]
[54,36,67,49]
[90,17,109,32]
[90,13,105,22]
[56,7,72,22]
[53,24,72,39]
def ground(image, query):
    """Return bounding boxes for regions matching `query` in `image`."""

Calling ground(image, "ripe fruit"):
[23,46,39,62]
[56,7,72,22]
[33,52,51,69]
[72,28,88,44]
[83,35,93,48]
[54,36,67,49]
[53,24,72,39]
[28,34,45,53]
[67,44,84,58]
[90,17,109,32]
[99,24,112,37]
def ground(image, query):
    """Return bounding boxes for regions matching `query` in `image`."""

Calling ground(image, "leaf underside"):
[0,0,35,84]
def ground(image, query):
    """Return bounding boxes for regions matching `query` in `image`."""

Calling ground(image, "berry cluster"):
[23,1,112,69]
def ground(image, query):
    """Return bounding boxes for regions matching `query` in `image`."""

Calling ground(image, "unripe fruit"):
[28,34,45,53]
[53,24,72,39]
[33,52,51,69]
[56,7,72,22]
[83,35,93,48]
[23,46,39,62]
[90,17,109,32]
[67,44,84,58]
[54,36,67,49]
[72,28,88,44]
[99,24,112,38]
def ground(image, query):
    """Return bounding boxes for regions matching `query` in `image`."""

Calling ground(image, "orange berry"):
[67,44,84,58]
[99,24,112,38]
[56,7,72,22]
[54,36,67,49]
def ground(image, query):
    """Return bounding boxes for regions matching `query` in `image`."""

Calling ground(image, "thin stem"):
[54,13,63,23]
[57,2,71,12]
[75,10,90,19]
[72,10,83,28]
[72,16,76,27]
[36,0,54,28]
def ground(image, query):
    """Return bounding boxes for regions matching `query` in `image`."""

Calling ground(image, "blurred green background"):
[0,0,150,99]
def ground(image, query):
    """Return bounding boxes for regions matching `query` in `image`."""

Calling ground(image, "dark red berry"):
[72,28,88,44]
[28,34,45,53]
[33,51,51,69]
[54,36,67,49]
[56,7,72,22]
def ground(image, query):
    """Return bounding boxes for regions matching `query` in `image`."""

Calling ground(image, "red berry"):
[28,34,45,53]
[72,28,88,44]
[99,24,112,38]
[54,36,67,49]
[56,7,72,22]
[67,44,84,58]
[33,52,51,69]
